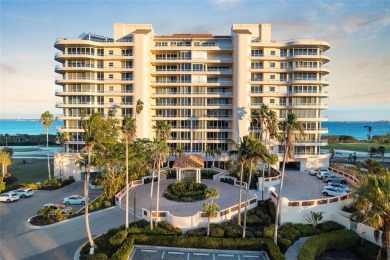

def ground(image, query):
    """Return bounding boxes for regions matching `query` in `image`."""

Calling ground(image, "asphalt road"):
[0,182,107,260]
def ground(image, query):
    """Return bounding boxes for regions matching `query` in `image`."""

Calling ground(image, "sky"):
[0,0,389,121]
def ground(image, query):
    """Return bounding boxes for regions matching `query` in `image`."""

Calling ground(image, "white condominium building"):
[54,23,329,175]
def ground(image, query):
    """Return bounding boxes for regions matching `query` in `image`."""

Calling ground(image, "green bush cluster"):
[110,236,135,260]
[220,177,235,185]
[109,230,128,247]
[355,241,385,260]
[201,170,219,179]
[157,221,182,235]
[162,170,176,179]
[19,176,75,191]
[143,176,157,184]
[88,196,112,212]
[298,229,359,260]
[163,181,207,202]
[318,221,344,233]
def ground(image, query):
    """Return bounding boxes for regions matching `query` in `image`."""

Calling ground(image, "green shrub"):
[255,231,263,237]
[186,228,207,236]
[277,237,292,253]
[127,227,143,234]
[20,182,40,190]
[157,221,182,235]
[356,241,385,260]
[246,215,263,225]
[81,253,108,260]
[131,219,149,228]
[263,224,275,238]
[293,223,318,236]
[279,222,300,241]
[210,227,225,238]
[266,199,276,221]
[103,201,112,208]
[319,221,344,233]
[298,229,359,260]
[109,230,128,247]
[111,236,135,260]
[164,181,207,202]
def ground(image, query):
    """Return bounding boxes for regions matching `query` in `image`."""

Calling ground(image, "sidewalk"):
[284,236,310,260]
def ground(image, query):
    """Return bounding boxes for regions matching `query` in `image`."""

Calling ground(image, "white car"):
[0,192,20,203]
[12,187,34,198]
[309,167,329,176]
[317,170,332,180]
[63,195,86,205]
[322,186,347,197]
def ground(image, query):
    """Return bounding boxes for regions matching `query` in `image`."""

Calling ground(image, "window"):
[270,51,275,56]
[270,99,275,104]
[109,74,113,79]
[109,50,113,55]
[251,49,263,57]
[109,62,113,67]
[270,75,275,80]
[270,63,275,68]
[270,86,275,92]
[109,98,114,103]
[109,86,114,91]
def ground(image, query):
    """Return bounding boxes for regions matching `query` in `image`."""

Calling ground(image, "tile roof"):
[173,155,204,168]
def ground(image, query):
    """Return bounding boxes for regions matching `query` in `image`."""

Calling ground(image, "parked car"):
[11,187,34,198]
[0,192,20,203]
[317,170,332,180]
[327,183,350,192]
[63,195,86,205]
[41,203,74,215]
[323,174,347,184]
[308,167,329,176]
[322,186,347,197]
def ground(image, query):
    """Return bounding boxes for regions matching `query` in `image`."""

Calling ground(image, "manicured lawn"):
[7,158,53,184]
[323,143,390,153]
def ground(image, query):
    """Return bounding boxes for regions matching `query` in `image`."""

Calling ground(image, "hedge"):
[298,229,359,260]
[109,230,128,247]
[110,236,135,260]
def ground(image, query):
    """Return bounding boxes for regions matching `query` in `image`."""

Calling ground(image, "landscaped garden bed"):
[163,181,208,202]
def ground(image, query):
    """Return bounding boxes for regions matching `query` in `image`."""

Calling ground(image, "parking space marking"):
[218,254,234,257]
[194,253,210,256]
[142,249,157,252]
[243,256,260,258]
[161,251,165,259]
[168,251,184,255]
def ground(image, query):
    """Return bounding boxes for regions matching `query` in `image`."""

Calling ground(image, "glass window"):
[270,86,275,92]
[109,50,113,55]
[270,63,275,68]
[109,74,113,79]
[270,99,275,104]
[109,62,113,67]
[270,51,275,56]
[270,75,275,80]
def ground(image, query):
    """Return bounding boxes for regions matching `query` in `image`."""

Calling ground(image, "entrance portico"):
[172,155,204,183]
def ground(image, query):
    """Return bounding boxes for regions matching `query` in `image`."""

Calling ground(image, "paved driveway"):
[0,182,103,260]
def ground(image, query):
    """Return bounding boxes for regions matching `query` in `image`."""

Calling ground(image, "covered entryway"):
[172,155,204,183]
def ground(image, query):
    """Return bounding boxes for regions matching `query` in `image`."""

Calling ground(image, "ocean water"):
[0,120,389,140]
[0,120,63,135]
[322,122,390,140]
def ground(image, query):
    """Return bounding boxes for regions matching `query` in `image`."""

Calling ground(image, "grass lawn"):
[6,158,53,184]
[323,143,390,153]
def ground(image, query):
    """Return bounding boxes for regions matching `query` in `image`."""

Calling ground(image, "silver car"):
[323,174,347,184]
[322,187,347,197]
[12,187,34,198]
[0,192,20,203]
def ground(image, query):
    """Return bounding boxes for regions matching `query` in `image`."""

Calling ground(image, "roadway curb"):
[25,206,116,230]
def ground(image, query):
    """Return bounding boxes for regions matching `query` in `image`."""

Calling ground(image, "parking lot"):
[130,246,269,260]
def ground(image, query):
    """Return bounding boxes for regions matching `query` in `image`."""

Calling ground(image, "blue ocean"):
[0,120,63,135]
[0,120,389,140]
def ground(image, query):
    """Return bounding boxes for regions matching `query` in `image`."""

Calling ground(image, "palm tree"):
[0,151,12,177]
[204,145,212,171]
[122,116,137,229]
[274,112,304,244]
[228,137,251,226]
[204,188,220,236]
[81,112,116,253]
[153,121,172,141]
[203,202,219,237]
[136,99,144,121]
[265,109,278,149]
[329,148,335,164]
[242,135,270,238]
[39,111,54,180]
[259,104,269,141]
[212,147,222,168]
[152,140,170,225]
[365,125,372,159]
[353,172,390,258]
[251,109,261,136]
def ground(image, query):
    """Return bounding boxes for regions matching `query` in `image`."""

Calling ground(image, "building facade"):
[54,23,329,178]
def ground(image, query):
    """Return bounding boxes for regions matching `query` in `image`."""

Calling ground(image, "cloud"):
[0,63,19,74]
[343,13,390,34]
[320,1,345,15]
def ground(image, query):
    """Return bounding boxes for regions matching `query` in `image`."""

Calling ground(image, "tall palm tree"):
[148,139,170,228]
[353,172,390,258]
[153,121,172,141]
[228,137,251,226]
[251,109,261,136]
[212,147,222,168]
[204,188,220,236]
[122,116,136,229]
[274,112,304,244]
[204,145,212,170]
[81,112,116,253]
[265,109,278,149]
[242,135,270,238]
[40,111,54,180]
[329,148,335,164]
[378,146,386,163]
[0,151,12,177]
[259,104,269,141]
[365,125,372,159]
[136,99,144,121]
